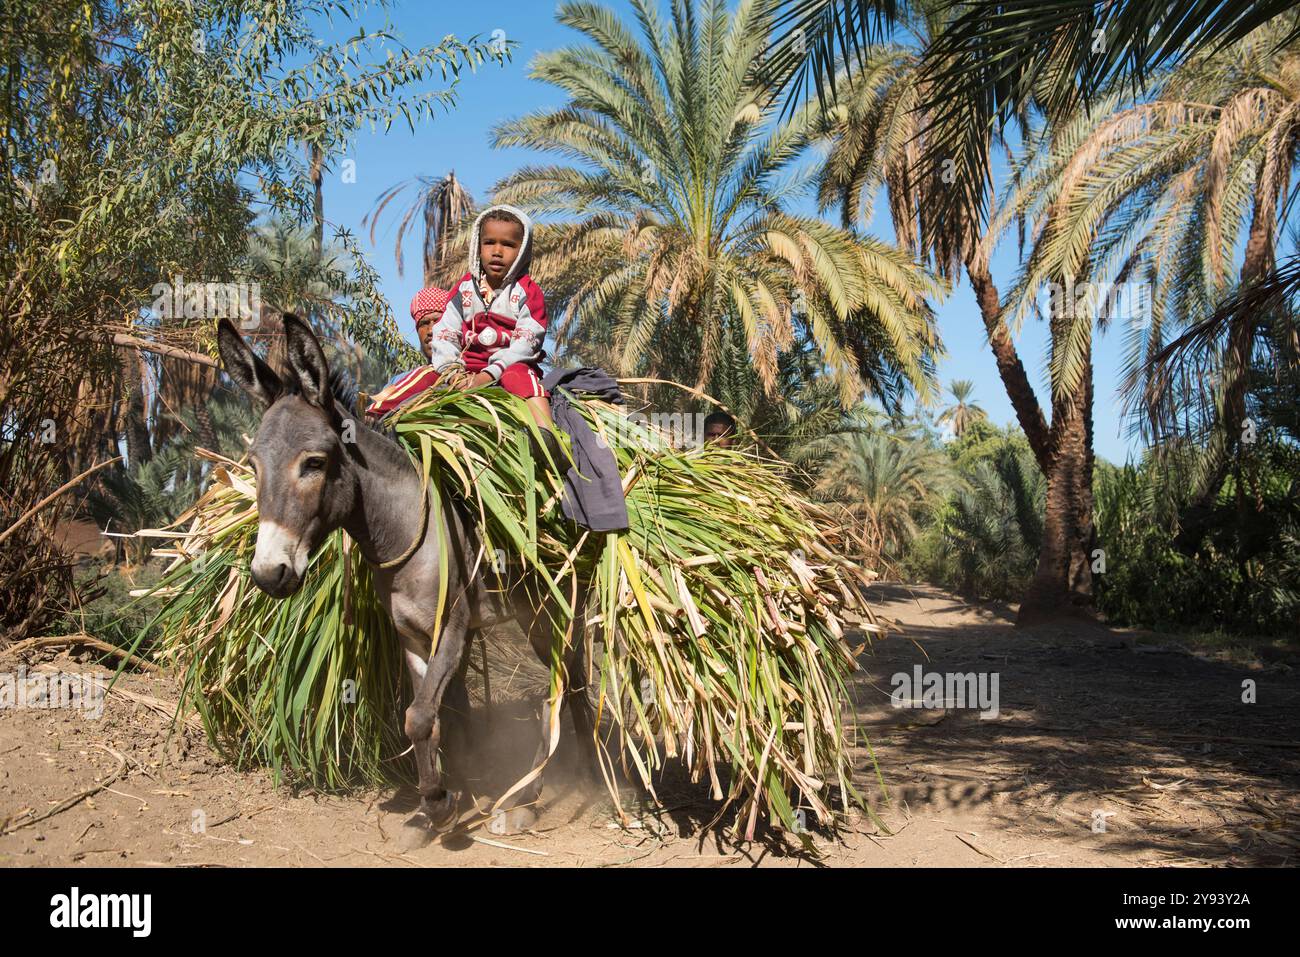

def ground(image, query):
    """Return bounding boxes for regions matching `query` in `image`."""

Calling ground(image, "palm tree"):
[810,4,1048,454]
[762,1,1300,261]
[242,218,358,367]
[809,8,1095,623]
[488,0,944,409]
[936,379,986,437]
[775,1,1300,577]
[758,370,868,475]
[816,422,955,567]
[939,442,1046,600]
[86,446,202,565]
[245,218,349,316]
[991,15,1300,549]
[365,171,475,285]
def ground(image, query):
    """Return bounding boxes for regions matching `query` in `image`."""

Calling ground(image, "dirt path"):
[2,584,1297,867]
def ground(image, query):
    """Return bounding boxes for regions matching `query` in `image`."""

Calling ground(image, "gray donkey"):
[216,314,599,848]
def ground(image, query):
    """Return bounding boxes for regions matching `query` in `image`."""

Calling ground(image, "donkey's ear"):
[216,319,282,407]
[282,314,333,414]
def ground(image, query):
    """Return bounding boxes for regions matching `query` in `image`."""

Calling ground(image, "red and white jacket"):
[426,204,547,382]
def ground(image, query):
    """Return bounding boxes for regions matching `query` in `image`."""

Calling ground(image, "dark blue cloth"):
[542,367,629,532]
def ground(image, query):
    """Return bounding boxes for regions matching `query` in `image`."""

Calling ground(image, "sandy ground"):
[2,583,1297,868]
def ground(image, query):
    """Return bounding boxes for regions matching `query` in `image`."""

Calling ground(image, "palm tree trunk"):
[122,348,152,468]
[424,182,442,287]
[1018,305,1095,625]
[965,257,1052,471]
[967,254,1098,622]
[423,170,471,285]
[966,252,1100,624]
[194,403,218,451]
[308,141,325,261]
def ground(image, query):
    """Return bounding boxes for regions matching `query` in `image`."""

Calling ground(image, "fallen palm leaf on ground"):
[141,386,890,835]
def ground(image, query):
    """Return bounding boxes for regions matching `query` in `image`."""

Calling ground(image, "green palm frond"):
[490,0,941,408]
[364,171,475,284]
[992,17,1300,469]
[936,379,987,437]
[765,0,1300,271]
[815,425,955,566]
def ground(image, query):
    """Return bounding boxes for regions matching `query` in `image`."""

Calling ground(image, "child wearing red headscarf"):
[365,286,452,417]
[369,204,554,427]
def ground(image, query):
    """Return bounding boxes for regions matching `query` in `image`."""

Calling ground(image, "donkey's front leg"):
[398,622,470,849]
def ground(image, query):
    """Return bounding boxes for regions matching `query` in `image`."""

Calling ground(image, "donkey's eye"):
[301,455,327,475]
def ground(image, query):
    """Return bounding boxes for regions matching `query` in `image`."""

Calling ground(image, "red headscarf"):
[410,286,451,327]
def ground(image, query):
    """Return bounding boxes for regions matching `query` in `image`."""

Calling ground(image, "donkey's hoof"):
[422,790,460,832]
[397,813,435,851]
[488,806,537,835]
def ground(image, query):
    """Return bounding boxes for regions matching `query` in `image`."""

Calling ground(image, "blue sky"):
[315,0,1141,464]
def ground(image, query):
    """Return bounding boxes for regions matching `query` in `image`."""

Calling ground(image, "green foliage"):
[5,0,501,360]
[60,561,165,651]
[1095,446,1300,635]
[150,385,878,831]
[490,0,944,408]
[767,0,1299,277]
[153,527,408,791]
[98,448,196,520]
[802,412,1045,600]
[990,17,1300,503]
[1,0,503,637]
[85,447,202,564]
[936,379,987,438]
[907,436,1045,601]
[704,318,866,476]
[177,389,262,464]
[815,417,955,569]
[944,418,1027,471]
[81,384,264,563]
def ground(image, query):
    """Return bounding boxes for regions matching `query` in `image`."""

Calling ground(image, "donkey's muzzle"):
[251,560,302,598]
[251,519,308,597]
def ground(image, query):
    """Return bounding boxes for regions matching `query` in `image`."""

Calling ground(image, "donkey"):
[216,314,599,848]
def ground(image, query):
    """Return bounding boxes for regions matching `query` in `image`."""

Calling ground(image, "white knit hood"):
[467,203,534,288]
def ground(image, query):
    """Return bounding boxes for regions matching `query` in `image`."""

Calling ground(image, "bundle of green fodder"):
[141,453,408,791]
[145,385,888,834]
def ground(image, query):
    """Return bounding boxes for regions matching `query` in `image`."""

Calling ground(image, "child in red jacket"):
[367,204,554,427]
[426,204,554,427]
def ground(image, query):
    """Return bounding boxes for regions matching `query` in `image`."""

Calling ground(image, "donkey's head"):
[217,315,358,598]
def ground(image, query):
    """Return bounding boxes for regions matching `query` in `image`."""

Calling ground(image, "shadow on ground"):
[846,581,1300,866]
